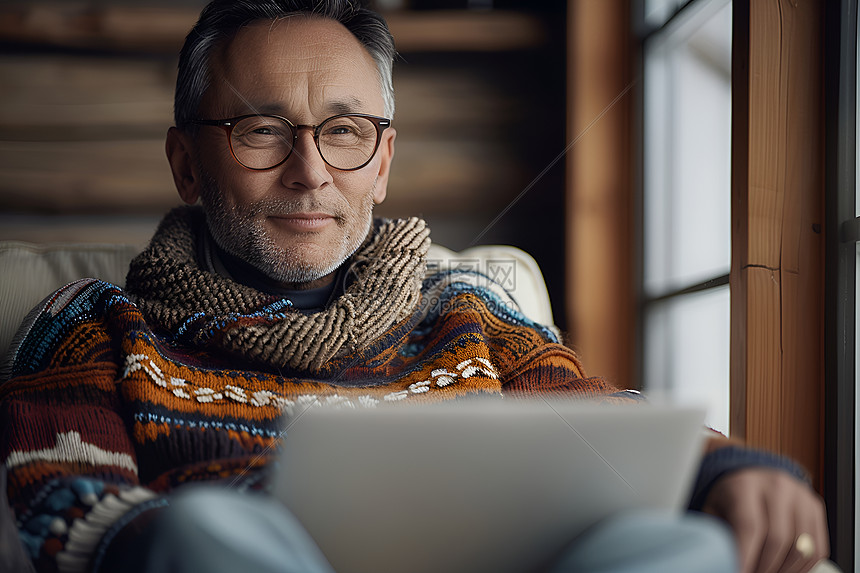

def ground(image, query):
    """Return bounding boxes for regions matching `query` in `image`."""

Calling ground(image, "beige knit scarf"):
[125,206,431,373]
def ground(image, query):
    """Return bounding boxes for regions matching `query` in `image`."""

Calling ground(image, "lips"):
[269,212,336,232]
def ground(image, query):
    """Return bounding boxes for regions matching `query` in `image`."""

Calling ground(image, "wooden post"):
[567,0,636,388]
[731,0,825,487]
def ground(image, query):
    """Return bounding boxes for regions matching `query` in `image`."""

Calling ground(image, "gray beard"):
[198,174,375,285]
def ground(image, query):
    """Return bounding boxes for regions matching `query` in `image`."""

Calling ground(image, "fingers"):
[702,472,764,573]
[754,473,830,573]
[755,476,794,573]
[702,469,831,573]
[812,492,831,563]
[784,487,829,573]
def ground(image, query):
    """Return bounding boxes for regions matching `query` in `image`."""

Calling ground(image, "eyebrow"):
[251,98,368,118]
[326,98,365,115]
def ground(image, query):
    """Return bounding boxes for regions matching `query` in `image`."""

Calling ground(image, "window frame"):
[824,0,857,568]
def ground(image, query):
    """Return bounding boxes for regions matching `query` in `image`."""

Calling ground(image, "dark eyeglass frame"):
[192,113,392,172]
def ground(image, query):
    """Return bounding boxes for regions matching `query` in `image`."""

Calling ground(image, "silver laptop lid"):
[272,399,705,573]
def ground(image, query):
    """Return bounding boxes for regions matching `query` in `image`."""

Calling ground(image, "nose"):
[280,128,333,191]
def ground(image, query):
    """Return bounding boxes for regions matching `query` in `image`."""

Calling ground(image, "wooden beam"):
[566,0,636,387]
[731,0,825,487]
[0,5,546,54]
[0,55,523,215]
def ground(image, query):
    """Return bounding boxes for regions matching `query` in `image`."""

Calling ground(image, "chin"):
[258,245,347,284]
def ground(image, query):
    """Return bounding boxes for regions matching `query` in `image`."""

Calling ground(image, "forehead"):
[205,16,383,116]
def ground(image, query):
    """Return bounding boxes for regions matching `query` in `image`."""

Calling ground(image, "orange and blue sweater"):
[0,208,803,573]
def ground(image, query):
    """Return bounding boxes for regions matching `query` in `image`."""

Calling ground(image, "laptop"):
[271,399,705,573]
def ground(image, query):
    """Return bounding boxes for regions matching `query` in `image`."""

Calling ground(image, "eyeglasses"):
[193,113,391,171]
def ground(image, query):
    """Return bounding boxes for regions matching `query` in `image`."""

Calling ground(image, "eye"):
[232,117,292,148]
[322,122,360,137]
[236,119,286,136]
[319,116,377,147]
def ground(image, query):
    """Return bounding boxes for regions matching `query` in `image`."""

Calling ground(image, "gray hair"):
[174,0,396,130]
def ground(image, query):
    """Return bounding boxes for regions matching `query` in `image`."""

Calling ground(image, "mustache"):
[235,198,347,222]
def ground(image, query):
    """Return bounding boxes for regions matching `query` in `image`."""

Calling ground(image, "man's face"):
[189,17,394,287]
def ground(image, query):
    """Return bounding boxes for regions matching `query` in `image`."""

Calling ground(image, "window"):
[640,0,732,433]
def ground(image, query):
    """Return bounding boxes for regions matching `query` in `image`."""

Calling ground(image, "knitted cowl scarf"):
[125,206,431,373]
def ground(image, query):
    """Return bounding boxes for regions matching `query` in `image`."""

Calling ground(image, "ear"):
[372,127,396,205]
[166,126,202,205]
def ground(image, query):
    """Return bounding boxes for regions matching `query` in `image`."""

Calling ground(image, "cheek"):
[214,169,276,206]
[333,169,379,203]
[198,138,272,204]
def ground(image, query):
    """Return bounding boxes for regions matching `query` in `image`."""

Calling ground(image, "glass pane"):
[644,0,732,297]
[644,0,687,29]
[643,286,730,435]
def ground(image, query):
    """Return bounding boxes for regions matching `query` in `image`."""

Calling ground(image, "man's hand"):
[702,468,829,573]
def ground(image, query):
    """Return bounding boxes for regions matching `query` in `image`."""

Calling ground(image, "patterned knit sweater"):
[1,207,639,572]
[0,207,803,573]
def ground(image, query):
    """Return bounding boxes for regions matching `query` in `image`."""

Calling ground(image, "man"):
[0,1,829,572]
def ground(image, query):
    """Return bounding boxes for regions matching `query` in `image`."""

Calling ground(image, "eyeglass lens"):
[229,115,380,170]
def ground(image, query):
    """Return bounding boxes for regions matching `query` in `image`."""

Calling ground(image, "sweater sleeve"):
[501,340,644,404]
[687,439,811,511]
[1,280,162,573]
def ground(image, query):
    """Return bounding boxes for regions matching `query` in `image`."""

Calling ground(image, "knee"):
[548,510,737,573]
[147,486,334,573]
[156,485,281,545]
[160,486,238,533]
[610,510,737,569]
[669,511,737,562]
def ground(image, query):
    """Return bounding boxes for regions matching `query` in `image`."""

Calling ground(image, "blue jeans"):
[135,487,736,573]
